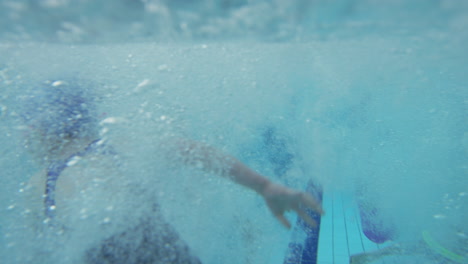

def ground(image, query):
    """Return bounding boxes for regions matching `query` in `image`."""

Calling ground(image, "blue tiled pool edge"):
[283,186,397,264]
[283,181,323,264]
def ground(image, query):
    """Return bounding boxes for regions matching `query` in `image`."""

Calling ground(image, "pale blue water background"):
[0,1,467,263]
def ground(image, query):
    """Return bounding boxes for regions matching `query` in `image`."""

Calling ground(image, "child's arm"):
[174,138,324,229]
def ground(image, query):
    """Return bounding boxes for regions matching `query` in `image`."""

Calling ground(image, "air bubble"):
[158,64,169,71]
[433,214,446,219]
[51,80,66,87]
[134,79,150,93]
[100,117,127,125]
[100,127,109,135]
[67,156,81,166]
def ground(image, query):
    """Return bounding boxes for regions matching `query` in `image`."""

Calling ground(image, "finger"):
[296,208,317,228]
[276,214,291,229]
[300,193,325,215]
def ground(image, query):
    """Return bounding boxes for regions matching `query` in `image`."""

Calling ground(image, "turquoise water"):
[1,1,467,264]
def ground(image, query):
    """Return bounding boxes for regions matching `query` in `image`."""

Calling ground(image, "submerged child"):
[349,230,467,264]
[19,79,323,264]
[351,190,467,263]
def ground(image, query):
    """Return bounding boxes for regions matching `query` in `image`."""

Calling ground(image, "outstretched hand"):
[261,182,324,229]
[172,139,324,228]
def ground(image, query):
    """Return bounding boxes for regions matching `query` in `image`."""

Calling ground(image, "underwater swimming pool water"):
[1,1,467,264]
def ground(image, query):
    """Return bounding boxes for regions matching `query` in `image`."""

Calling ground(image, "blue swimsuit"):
[43,139,202,264]
[44,139,106,219]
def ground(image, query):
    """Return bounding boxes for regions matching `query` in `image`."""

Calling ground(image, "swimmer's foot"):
[350,252,374,264]
[350,244,406,264]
